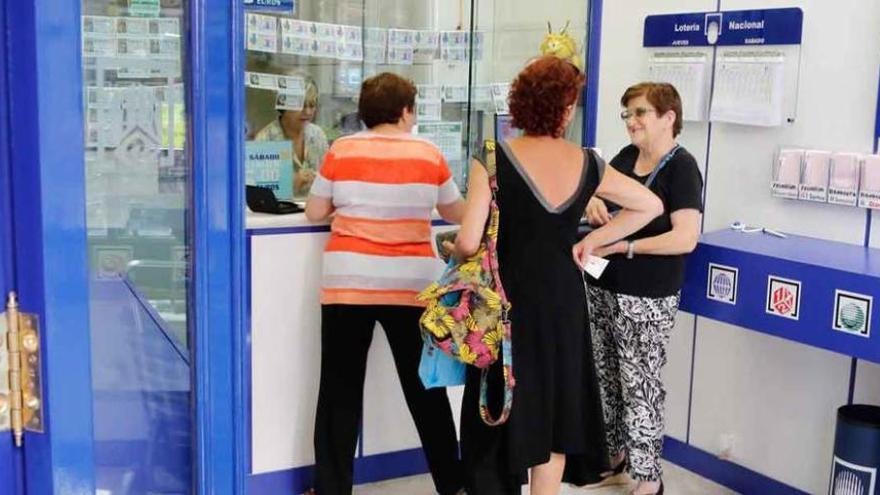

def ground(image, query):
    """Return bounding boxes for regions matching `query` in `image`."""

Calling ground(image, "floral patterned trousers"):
[587,286,680,482]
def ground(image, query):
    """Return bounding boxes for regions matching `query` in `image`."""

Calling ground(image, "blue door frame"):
[0,0,23,492]
[4,0,96,491]
[0,0,246,493]
[189,0,247,492]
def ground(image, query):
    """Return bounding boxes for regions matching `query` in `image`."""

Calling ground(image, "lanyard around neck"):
[644,144,681,188]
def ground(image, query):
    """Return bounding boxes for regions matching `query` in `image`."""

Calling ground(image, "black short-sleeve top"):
[589,144,704,298]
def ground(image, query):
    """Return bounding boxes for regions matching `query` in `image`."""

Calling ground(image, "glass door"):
[81,0,193,492]
[0,0,244,492]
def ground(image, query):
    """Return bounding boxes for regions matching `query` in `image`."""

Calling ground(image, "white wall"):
[597,1,880,493]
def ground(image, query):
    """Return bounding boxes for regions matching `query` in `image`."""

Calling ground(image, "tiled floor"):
[353,460,737,494]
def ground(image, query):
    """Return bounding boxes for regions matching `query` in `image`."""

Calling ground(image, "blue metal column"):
[5,0,96,492]
[583,0,603,147]
[189,0,247,492]
[0,0,22,492]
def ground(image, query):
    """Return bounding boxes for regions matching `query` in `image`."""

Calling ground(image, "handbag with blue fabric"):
[419,288,466,388]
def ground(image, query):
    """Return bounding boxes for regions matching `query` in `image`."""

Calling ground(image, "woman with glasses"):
[584,82,703,495]
[255,77,328,198]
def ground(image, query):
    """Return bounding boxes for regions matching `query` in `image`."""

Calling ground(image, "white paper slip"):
[583,255,609,280]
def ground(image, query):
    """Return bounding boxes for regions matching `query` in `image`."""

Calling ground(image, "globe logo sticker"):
[830,456,876,495]
[840,303,865,331]
[833,290,872,338]
[766,276,800,320]
[707,263,738,305]
[713,273,733,297]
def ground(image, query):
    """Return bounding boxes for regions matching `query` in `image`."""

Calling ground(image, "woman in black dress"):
[449,56,663,494]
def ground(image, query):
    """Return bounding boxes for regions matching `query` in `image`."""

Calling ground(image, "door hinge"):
[0,292,44,447]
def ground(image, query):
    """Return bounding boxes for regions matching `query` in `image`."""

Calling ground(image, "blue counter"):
[681,229,880,363]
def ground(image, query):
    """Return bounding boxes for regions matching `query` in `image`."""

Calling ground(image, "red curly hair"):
[508,56,585,138]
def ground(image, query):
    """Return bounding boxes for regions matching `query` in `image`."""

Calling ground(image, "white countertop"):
[246,208,451,231]
[246,209,328,230]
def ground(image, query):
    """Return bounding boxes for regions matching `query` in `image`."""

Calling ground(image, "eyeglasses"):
[620,107,656,121]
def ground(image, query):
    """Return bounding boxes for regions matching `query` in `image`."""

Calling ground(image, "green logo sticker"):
[833,291,872,338]
[840,302,865,331]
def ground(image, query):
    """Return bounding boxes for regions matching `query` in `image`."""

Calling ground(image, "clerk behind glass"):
[255,79,329,198]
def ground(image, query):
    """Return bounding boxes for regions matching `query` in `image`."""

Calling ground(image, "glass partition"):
[244,1,480,197]
[82,0,189,344]
[469,0,589,152]
[243,1,589,200]
[80,0,192,492]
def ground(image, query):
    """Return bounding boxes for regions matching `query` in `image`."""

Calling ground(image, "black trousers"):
[313,304,462,495]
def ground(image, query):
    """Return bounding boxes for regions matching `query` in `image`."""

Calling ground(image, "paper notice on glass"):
[441,47,468,64]
[828,152,860,206]
[280,35,312,56]
[149,18,180,35]
[415,122,463,163]
[246,13,278,53]
[280,18,311,37]
[417,99,442,122]
[443,85,468,103]
[388,29,417,48]
[275,92,304,112]
[387,47,414,65]
[247,31,279,53]
[771,148,802,199]
[336,41,364,62]
[312,22,335,41]
[342,25,363,45]
[83,35,118,57]
[149,37,180,60]
[83,16,117,34]
[246,71,277,89]
[129,0,160,18]
[491,83,511,114]
[440,31,468,48]
[417,85,443,101]
[414,30,439,51]
[582,255,609,280]
[859,155,880,209]
[116,17,149,35]
[363,27,387,64]
[798,150,830,203]
[117,37,150,57]
[710,51,785,127]
[647,52,710,121]
[313,40,337,59]
[246,141,294,201]
[276,75,305,94]
[116,58,179,79]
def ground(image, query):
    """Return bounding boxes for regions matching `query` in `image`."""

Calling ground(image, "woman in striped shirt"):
[305,72,465,495]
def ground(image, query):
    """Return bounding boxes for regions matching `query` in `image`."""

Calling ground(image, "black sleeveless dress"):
[460,141,609,493]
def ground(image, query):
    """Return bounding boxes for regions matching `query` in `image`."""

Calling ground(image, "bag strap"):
[476,139,515,426]
[644,144,681,188]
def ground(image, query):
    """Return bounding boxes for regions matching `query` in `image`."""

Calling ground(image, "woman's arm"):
[451,160,491,258]
[572,166,662,267]
[305,195,334,222]
[437,198,466,224]
[594,208,701,257]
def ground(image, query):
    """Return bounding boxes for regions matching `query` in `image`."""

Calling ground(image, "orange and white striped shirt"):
[310,131,461,307]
